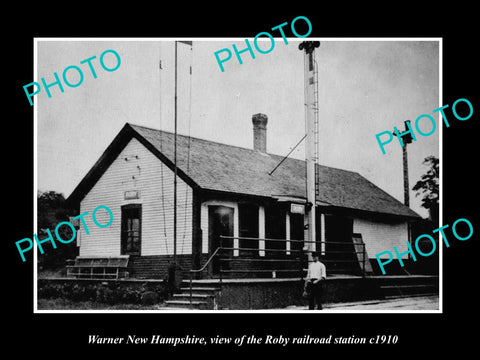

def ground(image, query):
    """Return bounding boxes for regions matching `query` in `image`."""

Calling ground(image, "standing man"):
[305,253,326,310]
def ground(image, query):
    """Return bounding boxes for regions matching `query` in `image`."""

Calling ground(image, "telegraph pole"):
[393,120,413,207]
[299,41,320,255]
[393,120,413,258]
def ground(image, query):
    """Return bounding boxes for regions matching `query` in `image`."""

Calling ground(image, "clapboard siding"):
[353,218,408,259]
[79,138,193,257]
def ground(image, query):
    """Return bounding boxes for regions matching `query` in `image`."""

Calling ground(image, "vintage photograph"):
[34,38,440,312]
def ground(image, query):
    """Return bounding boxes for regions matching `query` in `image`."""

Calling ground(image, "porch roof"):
[68,123,420,219]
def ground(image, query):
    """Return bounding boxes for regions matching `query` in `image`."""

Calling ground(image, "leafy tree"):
[412,156,439,221]
[37,190,78,270]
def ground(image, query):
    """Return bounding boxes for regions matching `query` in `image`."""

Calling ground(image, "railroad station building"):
[66,115,422,280]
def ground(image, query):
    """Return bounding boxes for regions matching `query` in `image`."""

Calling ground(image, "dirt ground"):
[282,295,440,311]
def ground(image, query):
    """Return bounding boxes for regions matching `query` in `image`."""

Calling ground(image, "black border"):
[6,6,479,356]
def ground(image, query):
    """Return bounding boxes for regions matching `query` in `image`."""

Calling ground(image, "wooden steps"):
[163,281,221,310]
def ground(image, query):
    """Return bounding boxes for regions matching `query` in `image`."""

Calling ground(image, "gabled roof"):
[67,123,420,219]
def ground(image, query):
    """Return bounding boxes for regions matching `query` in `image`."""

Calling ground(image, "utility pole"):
[393,120,413,207]
[393,120,413,259]
[299,40,320,255]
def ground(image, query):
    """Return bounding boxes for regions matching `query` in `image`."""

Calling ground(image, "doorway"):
[325,215,355,273]
[208,206,234,275]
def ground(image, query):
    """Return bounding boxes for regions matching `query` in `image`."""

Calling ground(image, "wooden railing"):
[188,236,368,308]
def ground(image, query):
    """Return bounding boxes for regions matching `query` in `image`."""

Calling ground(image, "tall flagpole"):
[173,41,178,265]
[172,40,192,270]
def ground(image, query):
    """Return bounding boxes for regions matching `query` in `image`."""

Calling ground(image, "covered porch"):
[196,194,373,280]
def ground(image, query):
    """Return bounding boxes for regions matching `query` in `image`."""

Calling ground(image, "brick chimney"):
[252,113,268,152]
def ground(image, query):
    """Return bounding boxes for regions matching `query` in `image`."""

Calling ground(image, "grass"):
[37,298,164,310]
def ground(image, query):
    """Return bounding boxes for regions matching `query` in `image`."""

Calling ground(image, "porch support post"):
[320,212,326,255]
[286,212,291,255]
[233,204,239,257]
[259,205,265,257]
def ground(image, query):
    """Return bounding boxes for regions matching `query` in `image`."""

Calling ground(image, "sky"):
[36,38,440,218]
